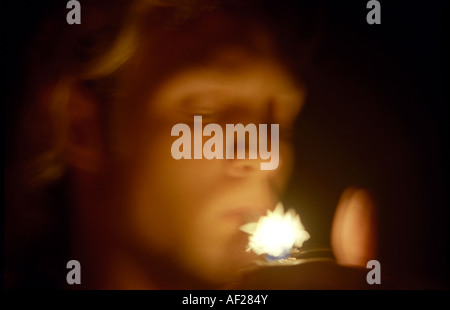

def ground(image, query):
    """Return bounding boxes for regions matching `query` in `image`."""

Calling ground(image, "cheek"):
[120,124,227,254]
[114,118,295,281]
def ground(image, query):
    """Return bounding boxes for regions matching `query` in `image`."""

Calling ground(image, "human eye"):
[189,107,219,122]
[182,95,232,124]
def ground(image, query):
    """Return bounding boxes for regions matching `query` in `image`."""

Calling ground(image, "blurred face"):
[107,49,304,285]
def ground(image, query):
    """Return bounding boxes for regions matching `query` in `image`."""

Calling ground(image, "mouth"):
[221,207,268,227]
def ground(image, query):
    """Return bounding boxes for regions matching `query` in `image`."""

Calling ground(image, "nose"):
[225,123,282,178]
[225,147,283,178]
[227,158,261,178]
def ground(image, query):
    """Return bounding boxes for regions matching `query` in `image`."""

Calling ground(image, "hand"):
[331,187,378,268]
[234,187,379,289]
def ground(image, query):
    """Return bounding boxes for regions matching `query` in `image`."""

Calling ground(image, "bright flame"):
[240,202,310,258]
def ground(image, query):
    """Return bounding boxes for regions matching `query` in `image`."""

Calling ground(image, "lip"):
[221,206,268,226]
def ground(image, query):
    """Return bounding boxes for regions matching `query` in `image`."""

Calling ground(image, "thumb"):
[331,187,378,268]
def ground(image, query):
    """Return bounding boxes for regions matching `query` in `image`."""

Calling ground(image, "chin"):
[184,240,257,286]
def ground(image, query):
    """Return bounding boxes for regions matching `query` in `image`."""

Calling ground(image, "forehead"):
[147,51,304,125]
[119,5,304,120]
[152,51,302,104]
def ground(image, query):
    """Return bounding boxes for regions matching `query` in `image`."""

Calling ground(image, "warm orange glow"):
[240,202,310,258]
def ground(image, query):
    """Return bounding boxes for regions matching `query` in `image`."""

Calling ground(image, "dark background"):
[4,0,448,288]
[283,0,448,287]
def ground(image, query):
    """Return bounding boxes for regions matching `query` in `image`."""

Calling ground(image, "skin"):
[121,54,304,283]
[67,49,305,288]
[66,49,376,289]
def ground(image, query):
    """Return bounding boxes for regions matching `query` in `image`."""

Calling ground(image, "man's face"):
[109,50,304,284]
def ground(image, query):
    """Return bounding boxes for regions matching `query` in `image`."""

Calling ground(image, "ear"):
[64,83,105,172]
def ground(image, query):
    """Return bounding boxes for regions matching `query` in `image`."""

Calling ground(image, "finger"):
[331,187,378,267]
